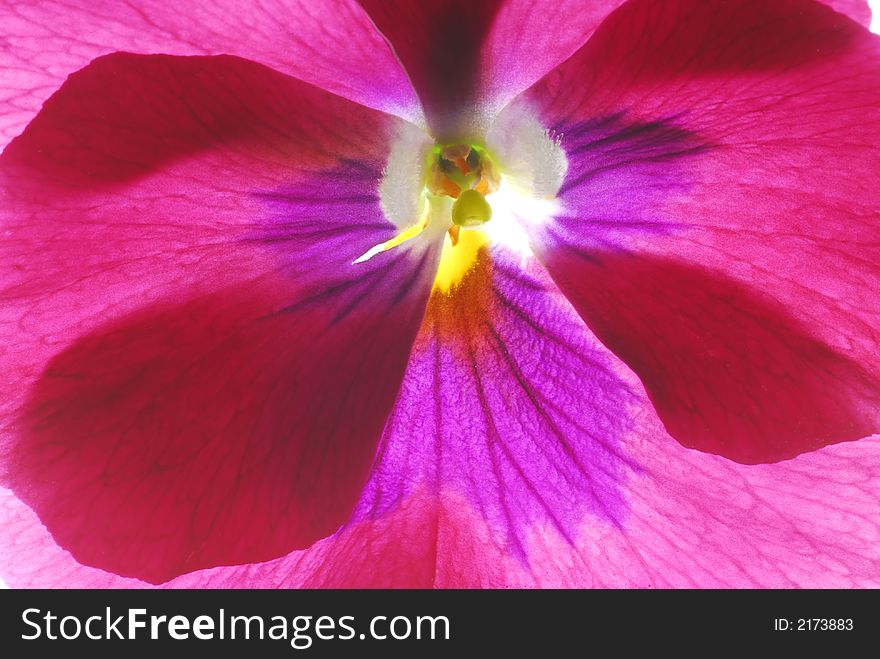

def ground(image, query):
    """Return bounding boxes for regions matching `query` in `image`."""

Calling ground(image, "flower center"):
[356,140,502,275]
[360,117,558,294]
[427,143,500,246]
[427,144,499,207]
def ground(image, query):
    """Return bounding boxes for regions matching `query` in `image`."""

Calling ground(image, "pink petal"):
[279,247,880,588]
[0,482,442,588]
[294,247,880,588]
[355,432,880,588]
[0,0,421,148]
[5,247,879,588]
[0,53,440,584]
[510,0,880,463]
[482,0,627,116]
[358,0,624,139]
[825,0,873,25]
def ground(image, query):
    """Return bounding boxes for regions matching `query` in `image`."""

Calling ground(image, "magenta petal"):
[359,0,506,140]
[545,251,880,464]
[0,0,421,148]
[825,0,873,25]
[482,0,627,115]
[0,483,444,588]
[247,247,879,588]
[358,0,625,138]
[515,0,880,463]
[4,249,879,588]
[350,246,637,565]
[0,54,440,583]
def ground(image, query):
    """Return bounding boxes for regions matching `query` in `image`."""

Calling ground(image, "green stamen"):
[451,189,492,227]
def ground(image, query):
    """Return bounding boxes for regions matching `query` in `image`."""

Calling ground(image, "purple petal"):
[356,244,638,564]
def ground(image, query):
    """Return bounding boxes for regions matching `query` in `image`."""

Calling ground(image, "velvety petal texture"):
[0,53,440,583]
[0,0,421,148]
[510,0,880,463]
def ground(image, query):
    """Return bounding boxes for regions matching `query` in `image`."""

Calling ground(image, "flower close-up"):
[2,0,880,588]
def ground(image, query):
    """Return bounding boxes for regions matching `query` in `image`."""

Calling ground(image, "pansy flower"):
[1,0,880,588]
